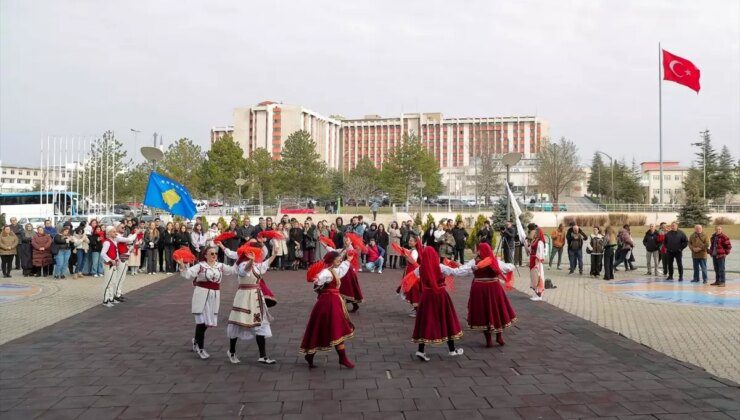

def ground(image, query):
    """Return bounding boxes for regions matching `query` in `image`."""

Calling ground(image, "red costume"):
[402,241,423,307]
[412,247,463,344]
[339,266,363,304]
[467,243,516,346]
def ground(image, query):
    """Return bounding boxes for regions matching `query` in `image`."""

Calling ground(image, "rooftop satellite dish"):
[235,178,247,186]
[141,146,164,162]
[501,152,523,167]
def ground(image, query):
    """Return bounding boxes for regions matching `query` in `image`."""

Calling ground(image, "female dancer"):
[527,224,546,301]
[412,247,472,361]
[399,234,423,317]
[178,243,237,360]
[299,251,356,369]
[337,237,364,312]
[467,243,516,347]
[223,244,277,364]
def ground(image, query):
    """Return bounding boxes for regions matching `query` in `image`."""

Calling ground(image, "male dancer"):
[113,223,136,302]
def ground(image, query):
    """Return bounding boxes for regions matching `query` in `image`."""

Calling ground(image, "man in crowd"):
[501,221,516,264]
[44,219,57,236]
[364,238,385,274]
[709,225,732,287]
[689,224,710,283]
[155,218,166,272]
[566,223,587,275]
[664,222,688,281]
[237,217,255,245]
[614,224,636,271]
[451,220,469,264]
[549,223,565,270]
[370,201,379,222]
[657,222,668,275]
[643,224,661,276]
[476,220,493,247]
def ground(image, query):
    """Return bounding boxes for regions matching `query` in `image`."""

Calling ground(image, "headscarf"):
[419,247,443,290]
[476,243,502,275]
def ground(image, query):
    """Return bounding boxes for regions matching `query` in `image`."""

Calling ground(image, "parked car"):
[17,217,46,229]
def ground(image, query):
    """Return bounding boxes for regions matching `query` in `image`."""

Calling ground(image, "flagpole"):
[658,42,664,205]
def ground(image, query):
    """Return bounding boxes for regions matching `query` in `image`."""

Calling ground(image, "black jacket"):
[642,230,661,252]
[451,227,469,249]
[88,233,103,253]
[502,227,516,248]
[664,230,688,253]
[477,227,493,245]
[162,230,176,247]
[566,230,587,251]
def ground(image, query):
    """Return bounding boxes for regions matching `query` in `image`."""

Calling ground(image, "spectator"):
[288,219,303,270]
[376,223,389,268]
[501,221,516,264]
[451,220,469,263]
[333,217,345,252]
[689,224,710,283]
[664,222,688,281]
[175,224,191,252]
[643,224,661,276]
[388,221,402,269]
[364,223,379,244]
[657,222,668,275]
[1,225,19,277]
[19,223,36,277]
[155,218,166,272]
[422,221,437,250]
[603,226,617,280]
[8,217,23,270]
[303,220,318,265]
[52,226,73,279]
[614,225,636,271]
[370,201,379,221]
[566,224,587,275]
[439,224,456,261]
[476,220,493,247]
[44,219,57,236]
[32,227,53,277]
[162,222,176,272]
[144,221,160,275]
[549,224,565,270]
[364,238,385,273]
[71,227,89,279]
[587,226,605,278]
[237,217,255,245]
[88,225,104,277]
[315,220,330,262]
[190,223,206,255]
[709,225,732,287]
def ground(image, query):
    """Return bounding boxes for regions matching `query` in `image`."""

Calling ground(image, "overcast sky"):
[1,0,738,168]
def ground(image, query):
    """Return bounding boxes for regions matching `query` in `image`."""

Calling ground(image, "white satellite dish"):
[141,146,164,162]
[501,152,522,167]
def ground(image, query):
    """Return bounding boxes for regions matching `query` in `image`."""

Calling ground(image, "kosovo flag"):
[143,172,198,219]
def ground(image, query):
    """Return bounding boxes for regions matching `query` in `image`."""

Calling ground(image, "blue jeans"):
[89,252,102,275]
[692,258,707,282]
[365,257,384,272]
[712,257,726,282]
[568,248,583,273]
[75,250,87,274]
[54,249,71,277]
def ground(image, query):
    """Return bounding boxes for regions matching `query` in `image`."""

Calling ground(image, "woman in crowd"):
[603,226,617,280]
[205,223,220,247]
[53,226,73,279]
[162,222,176,273]
[19,223,36,277]
[467,243,516,347]
[71,227,90,279]
[0,225,19,277]
[270,222,288,270]
[422,221,438,251]
[175,223,192,251]
[288,220,303,270]
[588,226,605,278]
[412,247,471,361]
[299,251,356,369]
[376,223,390,269]
[302,220,318,266]
[222,244,278,364]
[190,223,206,256]
[440,224,456,262]
[527,224,546,301]
[315,221,329,262]
[178,242,237,360]
[88,225,104,277]
[452,220,469,264]
[144,221,160,275]
[32,226,53,277]
[127,226,143,276]
[388,221,402,269]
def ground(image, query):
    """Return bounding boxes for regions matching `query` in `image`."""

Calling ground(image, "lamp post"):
[235,178,247,211]
[692,137,707,200]
[501,153,522,221]
[596,151,614,204]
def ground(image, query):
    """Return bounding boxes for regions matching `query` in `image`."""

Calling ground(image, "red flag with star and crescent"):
[662,49,700,93]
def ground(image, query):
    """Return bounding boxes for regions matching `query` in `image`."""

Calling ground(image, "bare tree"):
[475,153,502,205]
[533,137,582,207]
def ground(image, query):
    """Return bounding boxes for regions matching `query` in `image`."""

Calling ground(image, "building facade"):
[0,164,72,193]
[640,161,689,204]
[210,126,233,145]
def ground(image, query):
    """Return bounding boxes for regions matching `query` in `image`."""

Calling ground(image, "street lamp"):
[501,152,522,220]
[415,177,425,216]
[692,136,707,200]
[596,151,615,204]
[235,178,247,211]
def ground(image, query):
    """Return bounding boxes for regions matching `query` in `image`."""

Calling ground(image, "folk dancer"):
[101,227,122,307]
[112,224,136,302]
[527,224,547,301]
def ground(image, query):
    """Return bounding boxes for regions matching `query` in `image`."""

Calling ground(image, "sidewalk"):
[1,268,737,419]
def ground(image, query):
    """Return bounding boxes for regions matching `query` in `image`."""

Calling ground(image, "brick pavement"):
[1,267,738,419]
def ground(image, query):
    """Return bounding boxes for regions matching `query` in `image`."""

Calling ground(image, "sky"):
[1,0,739,168]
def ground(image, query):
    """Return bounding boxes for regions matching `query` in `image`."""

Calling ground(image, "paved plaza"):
[1,260,738,419]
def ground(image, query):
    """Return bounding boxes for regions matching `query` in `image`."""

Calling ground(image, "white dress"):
[223,248,273,341]
[181,262,237,327]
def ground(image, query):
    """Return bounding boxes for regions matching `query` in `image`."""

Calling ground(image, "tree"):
[380,134,442,205]
[245,148,275,208]
[198,134,246,199]
[491,196,509,230]
[342,157,381,206]
[475,152,502,205]
[533,137,581,207]
[678,175,711,227]
[116,162,153,203]
[423,213,435,232]
[75,131,131,209]
[587,153,607,198]
[160,138,204,195]
[714,145,736,203]
[276,130,327,199]
[466,214,489,250]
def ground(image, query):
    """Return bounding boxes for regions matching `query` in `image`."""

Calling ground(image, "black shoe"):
[666,277,673,280]
[691,279,699,283]
[60,275,66,279]
[718,282,726,287]
[710,281,720,286]
[678,278,683,282]
[115,296,126,302]
[568,270,574,274]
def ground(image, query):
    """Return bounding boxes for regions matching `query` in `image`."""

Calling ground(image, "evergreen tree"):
[423,213,435,232]
[159,138,204,194]
[714,145,736,202]
[276,130,327,199]
[466,214,489,250]
[491,196,509,230]
[245,148,275,207]
[199,134,247,199]
[693,130,723,201]
[678,169,711,227]
[587,152,607,198]
[380,134,443,205]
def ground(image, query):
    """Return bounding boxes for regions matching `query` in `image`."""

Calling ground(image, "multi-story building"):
[640,161,689,204]
[210,126,233,145]
[0,164,73,193]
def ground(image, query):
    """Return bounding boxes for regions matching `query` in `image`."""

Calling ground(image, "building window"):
[674,175,680,180]
[10,170,15,175]
[26,171,31,175]
[34,171,38,176]
[653,175,659,180]
[664,175,670,180]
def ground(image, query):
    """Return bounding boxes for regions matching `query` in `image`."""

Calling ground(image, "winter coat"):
[689,232,710,259]
[664,230,688,253]
[376,230,389,251]
[566,230,587,251]
[72,233,90,253]
[709,233,732,259]
[587,233,605,255]
[642,230,661,252]
[88,232,103,253]
[550,229,565,248]
[618,229,634,250]
[476,227,493,245]
[388,228,402,255]
[53,234,72,251]
[0,232,19,256]
[32,234,53,267]
[144,230,160,250]
[451,227,469,250]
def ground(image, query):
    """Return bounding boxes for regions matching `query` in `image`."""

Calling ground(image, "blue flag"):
[143,172,198,219]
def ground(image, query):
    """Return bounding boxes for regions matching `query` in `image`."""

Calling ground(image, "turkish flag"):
[662,49,701,93]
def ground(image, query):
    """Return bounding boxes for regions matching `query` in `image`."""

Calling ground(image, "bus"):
[0,191,80,220]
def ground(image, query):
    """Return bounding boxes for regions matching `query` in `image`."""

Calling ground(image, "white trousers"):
[103,264,117,303]
[114,260,129,298]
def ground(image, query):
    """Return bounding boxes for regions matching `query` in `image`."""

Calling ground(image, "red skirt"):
[339,270,363,303]
[412,288,463,344]
[259,279,277,305]
[299,289,355,354]
[402,264,422,307]
[467,280,516,332]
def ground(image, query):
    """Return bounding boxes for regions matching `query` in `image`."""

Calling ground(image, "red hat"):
[419,247,442,290]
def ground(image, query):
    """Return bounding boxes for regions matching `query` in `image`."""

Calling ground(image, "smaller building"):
[210,126,234,145]
[0,164,73,193]
[640,161,689,204]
